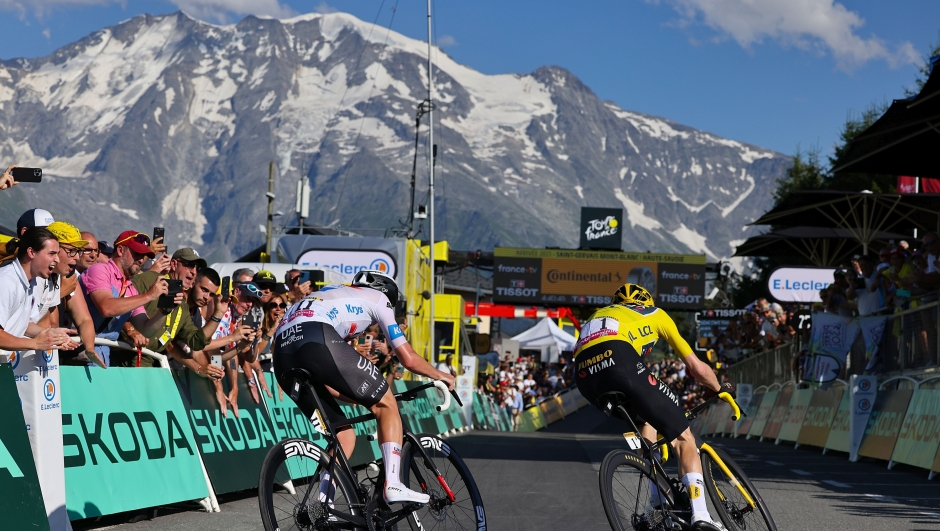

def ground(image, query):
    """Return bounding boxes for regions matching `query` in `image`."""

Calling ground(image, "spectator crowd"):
[478,356,575,430]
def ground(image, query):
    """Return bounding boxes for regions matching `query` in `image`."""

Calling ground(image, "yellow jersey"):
[573,303,694,359]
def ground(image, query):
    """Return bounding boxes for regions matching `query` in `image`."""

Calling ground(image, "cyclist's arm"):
[682,351,720,393]
[372,299,454,390]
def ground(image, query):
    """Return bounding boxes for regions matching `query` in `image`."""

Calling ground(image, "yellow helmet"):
[612,283,653,306]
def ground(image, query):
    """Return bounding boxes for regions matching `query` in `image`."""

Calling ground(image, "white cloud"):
[314,1,337,14]
[437,34,457,47]
[0,0,296,23]
[41,27,50,39]
[660,0,918,69]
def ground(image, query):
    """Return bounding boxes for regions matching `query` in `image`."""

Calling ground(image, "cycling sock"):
[682,472,709,521]
[318,470,335,504]
[648,454,664,507]
[381,442,403,484]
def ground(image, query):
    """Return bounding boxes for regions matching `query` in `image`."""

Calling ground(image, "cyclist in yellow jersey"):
[574,283,731,531]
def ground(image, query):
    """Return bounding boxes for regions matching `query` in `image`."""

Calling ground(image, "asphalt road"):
[79,406,940,531]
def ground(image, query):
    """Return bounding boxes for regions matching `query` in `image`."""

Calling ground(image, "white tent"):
[511,318,577,363]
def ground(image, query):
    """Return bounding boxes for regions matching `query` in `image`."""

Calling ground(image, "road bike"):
[597,391,776,531]
[258,368,486,531]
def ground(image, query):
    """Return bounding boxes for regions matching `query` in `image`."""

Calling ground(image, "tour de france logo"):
[585,215,619,241]
[44,379,56,402]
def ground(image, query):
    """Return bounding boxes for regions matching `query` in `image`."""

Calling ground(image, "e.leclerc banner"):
[492,247,706,310]
[10,349,70,530]
[173,370,278,494]
[0,363,49,531]
[60,366,208,519]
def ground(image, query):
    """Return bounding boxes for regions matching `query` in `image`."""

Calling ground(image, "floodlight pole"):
[426,0,436,365]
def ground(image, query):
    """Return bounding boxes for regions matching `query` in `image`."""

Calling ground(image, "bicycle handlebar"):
[433,380,452,412]
[720,391,742,421]
[367,380,459,441]
[686,392,745,421]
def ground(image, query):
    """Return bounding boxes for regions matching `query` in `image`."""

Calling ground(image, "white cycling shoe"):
[692,515,728,531]
[384,481,430,505]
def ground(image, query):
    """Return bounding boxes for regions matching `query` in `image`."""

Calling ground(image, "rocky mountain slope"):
[0,11,789,262]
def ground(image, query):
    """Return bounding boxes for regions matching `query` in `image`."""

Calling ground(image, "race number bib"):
[576,316,620,348]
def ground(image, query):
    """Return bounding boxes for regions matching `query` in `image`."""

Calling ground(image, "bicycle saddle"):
[595,391,629,414]
[281,368,313,401]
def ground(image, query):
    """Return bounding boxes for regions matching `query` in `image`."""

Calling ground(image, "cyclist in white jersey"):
[273,270,454,505]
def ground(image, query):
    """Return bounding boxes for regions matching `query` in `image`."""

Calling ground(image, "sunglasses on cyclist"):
[115,232,151,247]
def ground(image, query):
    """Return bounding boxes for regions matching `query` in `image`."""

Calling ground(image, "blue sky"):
[3,0,939,158]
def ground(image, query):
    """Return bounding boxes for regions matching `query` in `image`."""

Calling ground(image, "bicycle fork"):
[404,433,457,504]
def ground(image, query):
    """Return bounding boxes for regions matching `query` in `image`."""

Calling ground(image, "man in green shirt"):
[117,247,210,368]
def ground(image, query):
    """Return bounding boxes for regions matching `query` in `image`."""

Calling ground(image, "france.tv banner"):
[492,247,706,309]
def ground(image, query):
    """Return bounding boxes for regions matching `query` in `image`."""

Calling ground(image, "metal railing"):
[724,341,797,388]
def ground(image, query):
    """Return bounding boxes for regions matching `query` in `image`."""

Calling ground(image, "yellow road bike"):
[597,392,777,531]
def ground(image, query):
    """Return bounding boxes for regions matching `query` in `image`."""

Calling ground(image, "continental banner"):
[492,247,706,309]
[858,389,913,461]
[747,390,777,439]
[761,388,793,441]
[0,364,49,531]
[61,367,208,519]
[735,392,764,436]
[173,370,277,494]
[777,388,813,443]
[890,389,940,470]
[797,389,844,448]
[824,390,851,453]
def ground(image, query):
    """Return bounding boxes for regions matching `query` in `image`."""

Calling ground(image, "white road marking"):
[766,461,784,466]
[821,480,851,488]
[791,469,812,476]
[919,512,940,520]
[864,493,898,504]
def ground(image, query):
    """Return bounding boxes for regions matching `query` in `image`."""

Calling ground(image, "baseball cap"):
[171,247,207,270]
[114,230,155,258]
[46,221,89,248]
[98,240,115,255]
[253,269,288,294]
[17,208,55,232]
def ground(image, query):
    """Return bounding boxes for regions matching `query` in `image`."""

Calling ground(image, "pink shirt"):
[81,259,146,326]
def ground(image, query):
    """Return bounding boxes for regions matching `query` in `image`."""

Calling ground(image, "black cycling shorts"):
[273,321,389,426]
[575,341,689,442]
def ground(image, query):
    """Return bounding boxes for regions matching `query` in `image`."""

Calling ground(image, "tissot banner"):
[493,248,706,309]
[0,364,49,531]
[579,207,623,250]
[61,367,208,519]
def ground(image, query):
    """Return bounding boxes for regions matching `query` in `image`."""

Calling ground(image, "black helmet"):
[351,270,400,306]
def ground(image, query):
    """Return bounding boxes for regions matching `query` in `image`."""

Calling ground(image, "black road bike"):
[597,392,777,531]
[258,369,486,531]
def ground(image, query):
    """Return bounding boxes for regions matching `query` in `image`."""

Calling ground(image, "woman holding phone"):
[245,293,288,402]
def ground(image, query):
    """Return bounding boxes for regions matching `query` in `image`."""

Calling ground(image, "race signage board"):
[767,267,835,303]
[61,367,209,519]
[579,207,623,250]
[0,364,49,531]
[694,308,747,350]
[296,249,397,278]
[493,248,706,310]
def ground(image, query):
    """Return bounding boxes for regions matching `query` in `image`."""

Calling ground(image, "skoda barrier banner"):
[824,390,852,453]
[493,247,706,309]
[776,388,814,443]
[858,389,913,462]
[747,390,777,439]
[61,367,208,519]
[0,364,49,531]
[173,370,278,494]
[735,392,763,436]
[890,389,940,470]
[797,389,844,448]
[11,349,70,531]
[761,388,793,441]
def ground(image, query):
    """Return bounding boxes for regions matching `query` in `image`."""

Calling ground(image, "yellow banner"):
[890,389,940,470]
[540,258,658,296]
[797,389,843,448]
[824,391,851,453]
[495,247,706,264]
[859,389,913,461]
[777,388,814,442]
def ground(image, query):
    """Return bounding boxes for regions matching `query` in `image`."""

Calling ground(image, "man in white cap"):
[16,208,55,236]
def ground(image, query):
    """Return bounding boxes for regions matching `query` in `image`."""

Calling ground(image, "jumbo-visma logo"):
[370,258,391,274]
[44,379,56,401]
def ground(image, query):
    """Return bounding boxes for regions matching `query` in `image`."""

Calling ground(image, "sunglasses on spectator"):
[115,232,151,246]
[177,259,201,270]
[238,283,264,298]
[266,302,288,310]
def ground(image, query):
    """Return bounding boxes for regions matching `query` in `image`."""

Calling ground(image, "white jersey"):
[277,284,407,349]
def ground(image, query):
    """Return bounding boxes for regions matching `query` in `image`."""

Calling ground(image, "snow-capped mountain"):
[0,11,788,262]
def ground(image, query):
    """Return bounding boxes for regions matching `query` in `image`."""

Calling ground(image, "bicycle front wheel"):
[400,433,486,531]
[600,450,675,531]
[701,446,776,531]
[258,438,362,531]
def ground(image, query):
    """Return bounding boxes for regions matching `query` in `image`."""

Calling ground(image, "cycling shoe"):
[383,481,430,505]
[692,516,727,531]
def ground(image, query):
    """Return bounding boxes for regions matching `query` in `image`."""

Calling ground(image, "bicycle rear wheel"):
[701,446,776,531]
[400,433,486,531]
[600,450,676,531]
[258,438,362,531]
